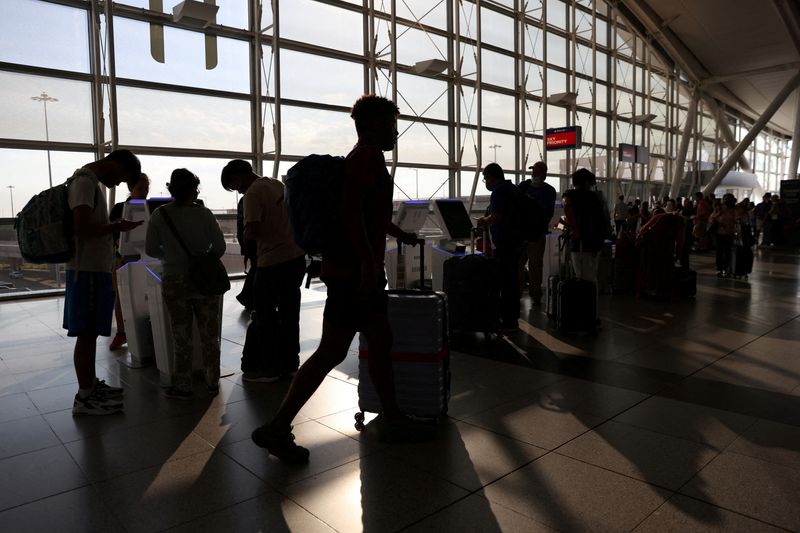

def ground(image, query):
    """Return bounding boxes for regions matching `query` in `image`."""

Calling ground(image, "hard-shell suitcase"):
[443,255,500,334]
[556,278,597,334]
[731,246,753,277]
[356,243,450,429]
[443,227,501,334]
[551,237,596,334]
[546,235,570,320]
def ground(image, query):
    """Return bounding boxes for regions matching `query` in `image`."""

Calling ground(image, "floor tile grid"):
[628,441,797,533]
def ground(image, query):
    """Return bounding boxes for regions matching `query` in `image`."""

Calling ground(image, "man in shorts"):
[221,159,306,382]
[251,95,428,463]
[66,150,143,415]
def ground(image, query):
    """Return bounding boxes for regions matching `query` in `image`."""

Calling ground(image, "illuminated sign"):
[618,143,649,164]
[545,126,581,150]
[619,143,636,162]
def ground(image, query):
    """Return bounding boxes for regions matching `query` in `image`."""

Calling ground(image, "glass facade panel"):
[114,18,250,93]
[482,50,516,89]
[0,72,94,144]
[280,50,363,107]
[116,87,251,151]
[0,0,90,73]
[281,0,363,54]
[281,106,354,157]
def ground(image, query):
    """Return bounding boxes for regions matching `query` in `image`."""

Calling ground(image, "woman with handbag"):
[145,169,228,399]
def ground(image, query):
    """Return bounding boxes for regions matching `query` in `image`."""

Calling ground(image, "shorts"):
[322,275,388,332]
[63,271,115,337]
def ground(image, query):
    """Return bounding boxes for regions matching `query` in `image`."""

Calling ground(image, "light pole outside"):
[7,186,14,218]
[489,143,501,162]
[30,92,58,188]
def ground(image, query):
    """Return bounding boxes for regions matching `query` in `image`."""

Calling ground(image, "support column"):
[703,70,800,196]
[467,0,482,214]
[271,0,282,180]
[669,89,699,199]
[704,96,751,172]
[787,89,800,180]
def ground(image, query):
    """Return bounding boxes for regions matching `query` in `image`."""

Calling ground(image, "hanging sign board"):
[636,145,649,165]
[545,126,581,150]
[619,143,636,162]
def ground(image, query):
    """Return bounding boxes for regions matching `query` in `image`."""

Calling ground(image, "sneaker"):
[164,386,193,400]
[72,391,123,416]
[242,372,280,383]
[375,414,436,443]
[251,425,310,464]
[95,379,123,398]
[109,332,127,350]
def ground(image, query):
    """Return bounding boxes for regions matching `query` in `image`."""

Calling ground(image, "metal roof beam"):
[701,61,800,87]
[773,0,800,56]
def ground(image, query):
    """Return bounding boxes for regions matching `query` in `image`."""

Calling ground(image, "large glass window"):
[0,0,90,73]
[0,72,94,144]
[280,106,355,157]
[114,18,250,93]
[280,51,363,107]
[116,0,249,29]
[116,87,251,151]
[281,0,363,54]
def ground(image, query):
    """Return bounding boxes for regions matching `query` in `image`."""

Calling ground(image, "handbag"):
[160,208,230,296]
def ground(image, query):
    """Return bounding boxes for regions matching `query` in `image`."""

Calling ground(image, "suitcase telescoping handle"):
[398,238,426,288]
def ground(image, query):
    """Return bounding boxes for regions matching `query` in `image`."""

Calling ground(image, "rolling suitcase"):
[355,243,450,429]
[546,235,570,320]
[731,246,753,278]
[443,227,501,334]
[551,237,597,334]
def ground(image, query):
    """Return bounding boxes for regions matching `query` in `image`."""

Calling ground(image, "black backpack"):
[517,190,546,242]
[284,154,346,255]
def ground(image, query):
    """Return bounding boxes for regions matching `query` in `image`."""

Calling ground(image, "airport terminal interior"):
[2,0,800,531]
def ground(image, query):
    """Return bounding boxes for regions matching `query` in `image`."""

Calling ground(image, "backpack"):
[14,171,98,264]
[517,191,546,242]
[284,154,346,255]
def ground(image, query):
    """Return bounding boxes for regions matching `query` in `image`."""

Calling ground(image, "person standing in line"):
[109,173,150,350]
[478,163,525,330]
[221,159,306,383]
[518,161,556,306]
[754,192,772,247]
[251,95,426,464]
[709,194,737,276]
[612,195,627,236]
[561,168,608,304]
[145,169,226,399]
[67,150,143,415]
[693,191,712,251]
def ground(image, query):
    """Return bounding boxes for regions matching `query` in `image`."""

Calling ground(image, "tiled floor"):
[1,249,799,532]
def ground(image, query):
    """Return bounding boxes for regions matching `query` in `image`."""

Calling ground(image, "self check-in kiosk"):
[430,198,476,291]
[116,197,218,385]
[385,200,432,289]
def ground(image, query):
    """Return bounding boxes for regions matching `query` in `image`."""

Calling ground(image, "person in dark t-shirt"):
[252,95,431,464]
[478,163,524,330]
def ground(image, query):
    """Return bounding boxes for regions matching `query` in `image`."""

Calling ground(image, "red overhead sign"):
[545,126,581,150]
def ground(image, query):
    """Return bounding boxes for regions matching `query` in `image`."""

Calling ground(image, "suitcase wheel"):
[354,411,365,432]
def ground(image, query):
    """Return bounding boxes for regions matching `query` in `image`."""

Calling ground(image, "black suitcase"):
[731,246,753,277]
[674,267,697,298]
[556,278,597,334]
[548,236,597,334]
[443,251,501,335]
[356,242,450,429]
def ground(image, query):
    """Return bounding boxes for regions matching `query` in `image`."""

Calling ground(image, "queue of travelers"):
[58,93,798,467]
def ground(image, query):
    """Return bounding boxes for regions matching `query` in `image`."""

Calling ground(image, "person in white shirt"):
[66,150,143,416]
